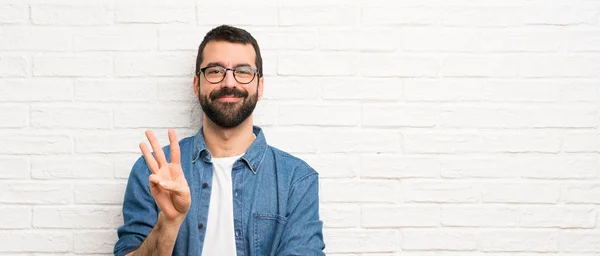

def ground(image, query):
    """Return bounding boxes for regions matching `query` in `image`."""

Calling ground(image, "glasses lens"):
[234,67,256,84]
[204,66,225,83]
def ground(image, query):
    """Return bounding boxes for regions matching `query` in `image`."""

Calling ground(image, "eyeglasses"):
[198,66,259,84]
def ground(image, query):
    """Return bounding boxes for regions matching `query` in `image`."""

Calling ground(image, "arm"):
[114,130,191,256]
[276,172,326,255]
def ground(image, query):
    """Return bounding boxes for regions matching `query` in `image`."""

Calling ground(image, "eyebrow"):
[206,62,253,68]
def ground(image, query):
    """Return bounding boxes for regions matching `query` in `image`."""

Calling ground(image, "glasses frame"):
[198,66,260,84]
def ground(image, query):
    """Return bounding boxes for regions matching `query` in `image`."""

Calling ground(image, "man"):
[114,25,325,256]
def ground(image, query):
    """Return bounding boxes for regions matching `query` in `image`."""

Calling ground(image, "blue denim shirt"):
[114,126,325,256]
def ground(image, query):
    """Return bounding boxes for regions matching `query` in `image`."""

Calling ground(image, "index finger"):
[145,130,168,168]
[168,129,181,164]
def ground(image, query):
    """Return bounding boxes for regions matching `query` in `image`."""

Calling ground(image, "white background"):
[1,0,600,254]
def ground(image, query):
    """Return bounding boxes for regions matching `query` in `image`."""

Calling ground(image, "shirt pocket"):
[252,213,288,256]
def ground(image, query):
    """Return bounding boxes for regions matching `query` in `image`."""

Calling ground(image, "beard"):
[199,86,258,128]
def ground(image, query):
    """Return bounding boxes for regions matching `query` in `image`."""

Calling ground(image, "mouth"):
[215,95,242,103]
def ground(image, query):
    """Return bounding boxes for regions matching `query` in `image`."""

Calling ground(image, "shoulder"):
[267,145,319,183]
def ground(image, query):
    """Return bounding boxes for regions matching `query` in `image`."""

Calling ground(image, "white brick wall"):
[1,0,599,254]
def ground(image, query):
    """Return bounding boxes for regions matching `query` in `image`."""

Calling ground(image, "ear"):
[257,76,264,101]
[193,74,199,99]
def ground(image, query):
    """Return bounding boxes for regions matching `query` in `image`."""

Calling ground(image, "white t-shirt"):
[201,153,243,256]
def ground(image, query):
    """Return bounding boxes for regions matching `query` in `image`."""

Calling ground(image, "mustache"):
[210,88,248,100]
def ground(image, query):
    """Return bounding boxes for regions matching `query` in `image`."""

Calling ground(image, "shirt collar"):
[192,126,267,174]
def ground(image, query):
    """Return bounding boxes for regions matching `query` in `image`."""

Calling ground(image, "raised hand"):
[139,129,191,223]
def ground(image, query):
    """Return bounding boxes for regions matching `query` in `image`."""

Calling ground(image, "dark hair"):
[195,25,263,77]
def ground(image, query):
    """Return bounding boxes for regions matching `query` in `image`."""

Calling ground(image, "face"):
[194,41,264,128]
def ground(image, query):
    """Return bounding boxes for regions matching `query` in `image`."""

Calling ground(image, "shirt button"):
[202,183,208,189]
[198,223,204,229]
[235,231,239,237]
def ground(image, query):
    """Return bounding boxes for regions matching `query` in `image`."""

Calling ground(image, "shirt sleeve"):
[276,172,326,256]
[113,157,158,256]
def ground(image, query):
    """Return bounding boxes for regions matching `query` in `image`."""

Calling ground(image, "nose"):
[221,69,237,88]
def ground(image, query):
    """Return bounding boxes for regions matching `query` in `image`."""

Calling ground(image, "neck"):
[202,116,255,158]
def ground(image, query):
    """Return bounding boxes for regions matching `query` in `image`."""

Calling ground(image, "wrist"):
[157,212,185,233]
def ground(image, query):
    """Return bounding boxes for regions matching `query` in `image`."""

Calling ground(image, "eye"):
[206,67,223,74]
[236,67,254,75]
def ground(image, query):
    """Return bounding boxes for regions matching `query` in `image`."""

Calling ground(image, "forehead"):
[201,41,257,67]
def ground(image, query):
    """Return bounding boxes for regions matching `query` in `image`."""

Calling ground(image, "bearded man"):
[114,25,326,256]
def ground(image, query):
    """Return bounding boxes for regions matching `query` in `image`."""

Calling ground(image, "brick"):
[403,79,485,102]
[362,7,438,26]
[0,27,72,51]
[278,104,359,126]
[518,55,600,78]
[403,133,482,154]
[481,132,561,153]
[362,104,438,127]
[0,206,31,229]
[74,230,116,253]
[0,104,28,128]
[321,78,402,101]
[481,28,560,52]
[441,156,520,179]
[31,4,113,25]
[116,5,195,24]
[73,27,157,51]
[520,206,596,228]
[0,4,29,24]
[279,5,357,26]
[0,157,29,179]
[318,130,401,153]
[519,156,599,179]
[158,27,210,50]
[299,154,358,178]
[560,231,600,252]
[441,55,518,77]
[33,54,113,77]
[324,229,400,253]
[321,180,400,203]
[564,183,600,204]
[259,128,317,153]
[254,29,317,50]
[31,156,113,179]
[480,230,558,252]
[74,130,148,153]
[157,78,196,102]
[75,78,159,102]
[320,204,360,228]
[403,181,479,203]
[319,28,398,52]
[523,4,598,26]
[485,79,561,102]
[564,29,600,52]
[0,55,29,77]
[362,206,439,228]
[0,182,72,204]
[402,229,477,251]
[0,132,71,155]
[439,106,598,128]
[278,53,357,76]
[0,79,73,102]
[360,54,439,77]
[31,104,112,129]
[261,51,278,76]
[115,53,195,77]
[361,155,440,179]
[402,28,481,52]
[481,183,559,204]
[113,154,139,179]
[198,4,277,26]
[560,81,600,102]
[0,231,72,252]
[563,133,600,152]
[74,182,126,204]
[260,77,320,100]
[441,5,527,27]
[33,206,121,229]
[253,101,278,127]
[114,105,191,128]
[442,206,518,227]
